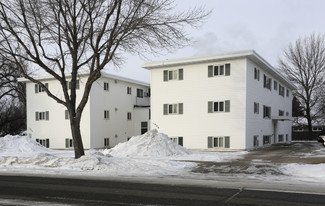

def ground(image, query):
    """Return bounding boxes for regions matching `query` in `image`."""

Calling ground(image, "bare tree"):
[0,0,210,158]
[279,34,325,136]
[0,59,26,136]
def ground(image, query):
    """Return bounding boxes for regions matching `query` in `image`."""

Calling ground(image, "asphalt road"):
[0,175,325,205]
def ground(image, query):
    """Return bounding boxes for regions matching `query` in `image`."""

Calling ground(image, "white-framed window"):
[208,101,230,113]
[170,137,183,146]
[35,111,49,121]
[104,82,109,91]
[67,80,80,90]
[313,127,323,131]
[293,127,304,132]
[263,75,272,90]
[263,105,271,119]
[286,89,289,97]
[104,138,109,147]
[278,134,284,142]
[127,87,132,95]
[254,102,259,114]
[65,110,69,120]
[279,110,284,116]
[274,80,278,90]
[279,85,285,97]
[253,135,259,147]
[137,88,143,98]
[285,134,289,141]
[163,68,183,81]
[207,136,230,148]
[36,138,50,148]
[208,63,231,77]
[263,135,271,145]
[127,112,132,120]
[104,110,109,119]
[163,103,183,115]
[286,111,289,116]
[254,67,260,81]
[35,83,48,93]
[65,138,73,148]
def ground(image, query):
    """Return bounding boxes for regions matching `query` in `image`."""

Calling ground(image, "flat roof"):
[18,71,150,87]
[142,50,296,90]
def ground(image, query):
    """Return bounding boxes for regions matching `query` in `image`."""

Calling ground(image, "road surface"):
[0,175,325,205]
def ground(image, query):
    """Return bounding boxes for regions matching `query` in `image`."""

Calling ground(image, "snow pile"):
[280,163,325,181]
[0,135,50,154]
[105,130,191,158]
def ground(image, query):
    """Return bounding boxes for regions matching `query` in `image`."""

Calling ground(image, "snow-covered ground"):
[1,130,325,193]
[0,130,246,177]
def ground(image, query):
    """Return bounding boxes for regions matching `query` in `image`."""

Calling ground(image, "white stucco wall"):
[150,58,247,150]
[25,73,150,149]
[89,77,150,148]
[146,51,295,151]
[245,59,293,149]
[26,76,91,149]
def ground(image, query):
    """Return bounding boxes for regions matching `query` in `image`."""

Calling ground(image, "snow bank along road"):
[1,175,325,206]
[1,131,325,196]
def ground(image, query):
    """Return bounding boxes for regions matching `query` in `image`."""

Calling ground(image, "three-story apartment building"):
[142,50,296,150]
[20,71,150,149]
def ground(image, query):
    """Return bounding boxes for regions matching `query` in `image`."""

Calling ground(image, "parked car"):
[318,129,325,146]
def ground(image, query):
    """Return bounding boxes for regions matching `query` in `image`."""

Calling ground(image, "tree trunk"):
[70,118,85,159]
[306,116,313,139]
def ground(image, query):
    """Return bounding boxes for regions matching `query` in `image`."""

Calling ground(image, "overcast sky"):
[106,0,325,83]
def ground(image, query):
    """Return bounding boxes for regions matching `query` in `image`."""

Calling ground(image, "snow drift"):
[0,135,50,154]
[104,129,191,157]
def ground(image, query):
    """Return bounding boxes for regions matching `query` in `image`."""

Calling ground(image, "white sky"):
[106,0,325,83]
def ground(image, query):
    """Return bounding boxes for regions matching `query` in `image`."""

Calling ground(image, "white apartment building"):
[20,72,150,149]
[142,50,296,150]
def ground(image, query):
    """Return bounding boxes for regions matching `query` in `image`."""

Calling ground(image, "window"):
[65,110,69,120]
[207,136,230,148]
[208,63,230,77]
[65,138,73,148]
[254,102,259,114]
[137,89,143,98]
[263,75,272,90]
[104,82,109,91]
[263,106,271,119]
[254,68,260,81]
[279,85,284,97]
[170,137,183,146]
[35,111,49,121]
[141,121,148,134]
[104,110,109,119]
[67,80,80,90]
[253,136,259,147]
[293,127,304,132]
[163,103,183,115]
[35,83,49,93]
[313,127,323,131]
[279,110,284,116]
[286,134,289,141]
[104,138,109,147]
[274,81,278,90]
[263,135,270,145]
[127,112,132,120]
[278,134,284,142]
[127,87,132,95]
[36,138,50,148]
[286,89,289,97]
[208,101,230,113]
[163,68,183,81]
[286,111,289,116]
